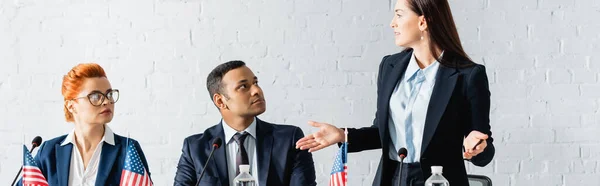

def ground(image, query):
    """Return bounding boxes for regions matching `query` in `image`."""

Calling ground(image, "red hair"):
[62,63,107,122]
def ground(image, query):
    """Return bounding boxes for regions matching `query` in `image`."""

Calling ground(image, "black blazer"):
[346,49,495,186]
[174,118,316,186]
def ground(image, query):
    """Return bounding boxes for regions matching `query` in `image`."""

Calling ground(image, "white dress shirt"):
[388,52,441,163]
[60,126,115,186]
[222,118,259,186]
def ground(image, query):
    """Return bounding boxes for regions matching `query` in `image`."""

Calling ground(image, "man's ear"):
[213,93,228,110]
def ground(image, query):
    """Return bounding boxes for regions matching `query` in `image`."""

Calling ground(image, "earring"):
[420,36,423,40]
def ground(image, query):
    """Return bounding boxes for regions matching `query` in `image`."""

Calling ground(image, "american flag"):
[21,144,48,186]
[120,142,153,186]
[329,142,348,186]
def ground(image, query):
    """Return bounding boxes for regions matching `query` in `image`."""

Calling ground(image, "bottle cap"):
[239,164,250,172]
[431,166,443,174]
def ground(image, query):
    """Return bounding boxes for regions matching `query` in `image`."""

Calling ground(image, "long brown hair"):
[407,0,474,68]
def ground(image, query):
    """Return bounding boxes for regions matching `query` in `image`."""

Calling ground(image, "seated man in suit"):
[174,60,317,186]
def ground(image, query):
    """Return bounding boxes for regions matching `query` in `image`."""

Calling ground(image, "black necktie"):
[233,132,249,175]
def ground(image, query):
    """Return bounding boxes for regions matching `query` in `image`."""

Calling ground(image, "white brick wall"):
[1,0,598,185]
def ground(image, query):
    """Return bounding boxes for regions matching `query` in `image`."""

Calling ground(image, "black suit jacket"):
[346,49,495,186]
[174,118,316,186]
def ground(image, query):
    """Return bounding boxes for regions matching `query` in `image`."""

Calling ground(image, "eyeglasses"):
[71,89,120,106]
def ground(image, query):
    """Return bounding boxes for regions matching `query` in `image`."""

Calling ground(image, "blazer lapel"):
[95,135,121,185]
[212,123,229,185]
[55,143,72,186]
[255,119,273,186]
[379,51,412,143]
[421,65,458,155]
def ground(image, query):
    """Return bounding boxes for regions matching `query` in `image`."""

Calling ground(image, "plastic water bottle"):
[234,165,256,186]
[425,166,450,186]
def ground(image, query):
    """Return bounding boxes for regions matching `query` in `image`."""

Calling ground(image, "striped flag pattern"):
[119,142,152,186]
[329,142,348,186]
[22,144,49,186]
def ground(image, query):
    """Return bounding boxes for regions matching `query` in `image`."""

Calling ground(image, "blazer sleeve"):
[174,137,197,186]
[133,140,153,183]
[344,55,390,152]
[289,127,317,186]
[465,65,495,166]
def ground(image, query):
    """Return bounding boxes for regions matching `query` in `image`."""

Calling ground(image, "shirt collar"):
[404,51,443,83]
[222,118,257,144]
[60,125,115,146]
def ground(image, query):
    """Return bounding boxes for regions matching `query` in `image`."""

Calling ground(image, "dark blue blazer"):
[174,118,316,186]
[17,134,151,186]
[345,49,495,186]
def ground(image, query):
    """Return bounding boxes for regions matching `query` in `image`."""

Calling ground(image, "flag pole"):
[22,133,26,176]
[344,128,348,143]
[126,130,130,147]
[344,127,348,155]
[344,127,348,184]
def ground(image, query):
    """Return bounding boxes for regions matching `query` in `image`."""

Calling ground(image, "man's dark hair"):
[206,60,246,101]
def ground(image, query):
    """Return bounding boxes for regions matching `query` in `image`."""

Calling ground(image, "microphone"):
[32,136,42,147]
[11,136,43,186]
[396,147,408,186]
[196,137,223,186]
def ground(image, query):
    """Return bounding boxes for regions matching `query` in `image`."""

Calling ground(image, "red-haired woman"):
[18,63,152,186]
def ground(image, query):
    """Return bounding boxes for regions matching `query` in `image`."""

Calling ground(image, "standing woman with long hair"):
[296,0,494,185]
